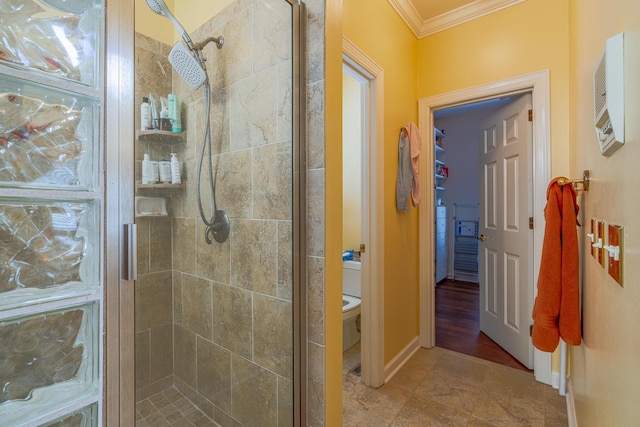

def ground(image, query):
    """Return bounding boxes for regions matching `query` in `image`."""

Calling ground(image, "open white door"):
[479,93,533,369]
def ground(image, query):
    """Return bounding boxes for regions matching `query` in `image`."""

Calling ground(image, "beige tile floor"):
[136,387,217,426]
[343,346,568,426]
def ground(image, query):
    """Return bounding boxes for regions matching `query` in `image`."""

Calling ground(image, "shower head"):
[144,0,193,47]
[168,41,207,90]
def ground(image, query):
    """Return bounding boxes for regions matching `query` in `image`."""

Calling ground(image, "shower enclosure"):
[0,0,304,425]
[133,1,302,426]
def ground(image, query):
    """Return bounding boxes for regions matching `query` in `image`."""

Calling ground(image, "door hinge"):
[360,243,366,254]
[528,109,533,122]
[530,324,533,337]
[529,217,534,230]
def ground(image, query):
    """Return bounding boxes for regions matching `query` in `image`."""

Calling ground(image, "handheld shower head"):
[144,0,193,47]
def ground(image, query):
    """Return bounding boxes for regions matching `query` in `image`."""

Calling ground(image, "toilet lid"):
[342,294,361,312]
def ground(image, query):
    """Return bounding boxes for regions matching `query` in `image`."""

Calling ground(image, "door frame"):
[105,0,135,424]
[417,70,552,385]
[342,37,385,388]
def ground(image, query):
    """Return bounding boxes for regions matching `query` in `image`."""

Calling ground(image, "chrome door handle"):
[477,234,485,242]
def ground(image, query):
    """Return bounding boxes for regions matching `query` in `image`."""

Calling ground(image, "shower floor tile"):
[136,387,218,426]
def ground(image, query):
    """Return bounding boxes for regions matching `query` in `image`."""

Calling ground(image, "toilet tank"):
[343,260,361,298]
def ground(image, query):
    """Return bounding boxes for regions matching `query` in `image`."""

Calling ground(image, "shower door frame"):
[105,0,307,425]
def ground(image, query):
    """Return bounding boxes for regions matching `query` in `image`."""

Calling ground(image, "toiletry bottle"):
[142,153,151,184]
[168,94,182,133]
[141,97,151,131]
[170,153,181,184]
[168,94,176,124]
[150,160,159,184]
[159,160,171,183]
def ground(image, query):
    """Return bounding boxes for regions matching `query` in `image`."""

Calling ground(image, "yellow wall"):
[343,0,420,363]
[417,0,571,177]
[135,0,232,44]
[569,0,640,425]
[342,71,362,250]
[135,0,174,44]
[326,1,344,425]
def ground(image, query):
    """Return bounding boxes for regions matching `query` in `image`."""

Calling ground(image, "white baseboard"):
[566,377,577,427]
[384,336,420,383]
[551,370,560,389]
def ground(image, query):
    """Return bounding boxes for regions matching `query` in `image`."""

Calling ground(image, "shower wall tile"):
[213,406,243,427]
[149,323,173,383]
[230,219,278,295]
[215,149,253,219]
[307,255,325,345]
[212,283,252,359]
[172,217,196,274]
[174,325,197,389]
[136,217,150,275]
[306,80,325,170]
[197,222,231,283]
[182,274,213,341]
[253,141,293,220]
[173,271,184,326]
[277,221,293,301]
[135,271,172,332]
[209,91,232,155]
[278,60,294,144]
[307,341,325,427]
[212,7,253,88]
[231,355,278,427]
[306,169,325,257]
[254,0,292,74]
[253,294,293,379]
[149,216,172,272]
[305,0,325,85]
[135,330,150,389]
[278,377,294,427]
[229,67,278,151]
[196,336,232,413]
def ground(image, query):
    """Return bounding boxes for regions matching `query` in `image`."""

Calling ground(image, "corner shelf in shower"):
[136,181,186,190]
[136,130,186,144]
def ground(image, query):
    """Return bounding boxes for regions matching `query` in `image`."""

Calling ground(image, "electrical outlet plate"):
[597,220,606,267]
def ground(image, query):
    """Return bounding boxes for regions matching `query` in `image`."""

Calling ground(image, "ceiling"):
[388,0,525,38]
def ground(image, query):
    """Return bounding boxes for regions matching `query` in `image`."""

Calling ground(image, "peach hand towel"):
[532,178,582,352]
[405,122,422,207]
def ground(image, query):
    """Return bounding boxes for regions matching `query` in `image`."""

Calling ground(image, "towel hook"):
[558,170,590,191]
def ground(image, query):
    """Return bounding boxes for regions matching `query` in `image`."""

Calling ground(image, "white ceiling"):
[389,0,526,38]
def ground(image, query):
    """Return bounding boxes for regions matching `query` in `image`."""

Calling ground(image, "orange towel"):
[532,178,582,352]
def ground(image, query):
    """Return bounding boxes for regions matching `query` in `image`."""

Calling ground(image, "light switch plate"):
[590,218,597,259]
[597,220,606,267]
[607,224,623,286]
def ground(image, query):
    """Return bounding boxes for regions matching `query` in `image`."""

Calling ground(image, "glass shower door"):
[0,0,105,425]
[133,0,302,425]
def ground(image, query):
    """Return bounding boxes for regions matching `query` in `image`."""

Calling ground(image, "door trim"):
[342,37,385,388]
[417,70,552,384]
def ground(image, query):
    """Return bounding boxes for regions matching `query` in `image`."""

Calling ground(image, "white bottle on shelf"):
[170,153,181,184]
[142,153,152,184]
[141,97,151,131]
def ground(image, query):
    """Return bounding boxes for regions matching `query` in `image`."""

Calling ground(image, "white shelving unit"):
[434,128,447,282]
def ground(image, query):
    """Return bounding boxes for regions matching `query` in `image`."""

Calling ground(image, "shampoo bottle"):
[170,153,181,184]
[142,153,152,184]
[141,97,151,131]
[168,94,182,133]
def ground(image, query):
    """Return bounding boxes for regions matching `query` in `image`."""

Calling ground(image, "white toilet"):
[342,260,362,351]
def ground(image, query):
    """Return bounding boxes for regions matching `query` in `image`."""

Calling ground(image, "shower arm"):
[193,36,225,52]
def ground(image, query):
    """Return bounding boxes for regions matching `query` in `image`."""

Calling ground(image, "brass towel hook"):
[558,170,590,191]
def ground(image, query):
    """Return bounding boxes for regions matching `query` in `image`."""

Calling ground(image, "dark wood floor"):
[435,279,531,372]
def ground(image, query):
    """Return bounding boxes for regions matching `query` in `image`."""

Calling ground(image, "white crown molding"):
[388,0,526,39]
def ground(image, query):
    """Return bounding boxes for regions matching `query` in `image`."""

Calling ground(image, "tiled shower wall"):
[134,34,175,399]
[134,0,328,425]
